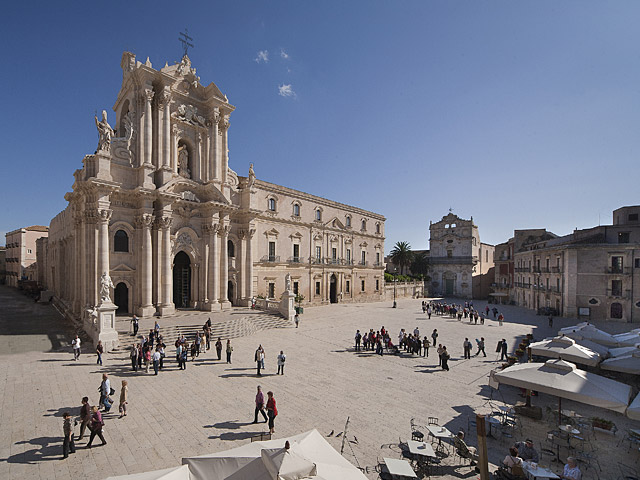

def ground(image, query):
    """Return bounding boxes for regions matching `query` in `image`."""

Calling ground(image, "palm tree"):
[411,251,430,280]
[389,241,413,275]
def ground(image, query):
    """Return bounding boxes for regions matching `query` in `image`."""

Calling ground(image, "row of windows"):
[267,199,381,232]
[268,241,380,264]
[265,278,379,299]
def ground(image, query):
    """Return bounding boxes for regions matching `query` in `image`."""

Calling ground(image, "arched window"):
[375,223,380,234]
[361,219,366,231]
[114,230,129,252]
[315,209,322,221]
[268,198,276,211]
[293,203,300,217]
[228,239,235,258]
[346,215,351,227]
[611,302,623,319]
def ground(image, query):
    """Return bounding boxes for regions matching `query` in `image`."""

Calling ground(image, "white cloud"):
[278,84,296,98]
[255,50,269,63]
[280,48,289,60]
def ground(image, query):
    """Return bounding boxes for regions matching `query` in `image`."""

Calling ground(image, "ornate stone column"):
[143,89,154,166]
[97,209,112,282]
[195,132,202,182]
[219,224,231,308]
[159,216,175,315]
[157,89,173,184]
[210,109,219,181]
[238,230,246,305]
[245,229,255,302]
[136,214,155,316]
[207,224,220,310]
[172,124,179,174]
[192,262,199,308]
[219,114,229,184]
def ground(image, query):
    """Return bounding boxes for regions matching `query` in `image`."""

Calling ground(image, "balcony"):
[429,256,478,265]
[325,257,341,265]
[541,267,551,273]
[607,289,631,299]
[287,256,303,264]
[514,282,531,289]
[551,266,562,273]
[491,283,512,289]
[534,284,546,291]
[357,261,369,267]
[311,257,324,265]
[515,267,530,273]
[373,261,383,267]
[605,267,631,275]
[548,286,562,294]
[532,266,541,273]
[260,255,280,263]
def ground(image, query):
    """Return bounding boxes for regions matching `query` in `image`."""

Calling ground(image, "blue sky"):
[1,1,639,252]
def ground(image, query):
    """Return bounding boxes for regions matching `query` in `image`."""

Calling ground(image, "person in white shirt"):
[72,335,81,361]
[152,349,161,375]
[277,351,286,375]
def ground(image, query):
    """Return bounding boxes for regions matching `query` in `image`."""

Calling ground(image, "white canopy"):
[626,391,640,421]
[493,359,632,413]
[226,446,318,480]
[559,323,619,347]
[609,345,640,358]
[183,430,367,480]
[601,351,640,375]
[612,332,640,346]
[529,336,601,366]
[105,465,192,480]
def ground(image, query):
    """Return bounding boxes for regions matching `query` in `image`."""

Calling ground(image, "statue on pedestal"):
[178,147,191,178]
[99,271,114,304]
[95,110,114,152]
[248,163,256,187]
[285,273,291,292]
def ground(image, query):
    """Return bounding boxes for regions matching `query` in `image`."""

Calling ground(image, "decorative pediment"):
[160,177,230,205]
[265,228,279,238]
[112,263,135,272]
[289,231,303,240]
[313,233,323,241]
[360,242,368,248]
[325,217,345,230]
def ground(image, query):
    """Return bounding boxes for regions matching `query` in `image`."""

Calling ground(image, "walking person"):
[130,343,138,371]
[277,350,286,375]
[431,329,438,350]
[215,337,223,360]
[131,315,139,336]
[441,346,450,371]
[96,340,104,366]
[252,386,268,423]
[118,380,128,417]
[78,396,91,440]
[266,391,278,434]
[294,313,300,328]
[72,335,81,361]
[475,337,486,357]
[153,348,161,375]
[498,312,504,326]
[500,339,508,361]
[62,412,75,459]
[259,345,266,370]
[548,315,554,328]
[99,374,112,412]
[423,336,430,357]
[86,406,107,448]
[255,346,263,376]
[226,339,233,363]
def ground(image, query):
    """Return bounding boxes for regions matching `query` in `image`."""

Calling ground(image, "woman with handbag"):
[266,391,278,435]
[86,406,107,448]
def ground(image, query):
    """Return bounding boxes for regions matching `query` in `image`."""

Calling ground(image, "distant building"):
[513,206,640,321]
[428,213,494,299]
[4,226,49,287]
[0,246,6,285]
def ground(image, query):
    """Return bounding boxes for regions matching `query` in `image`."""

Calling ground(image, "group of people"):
[253,385,278,435]
[254,344,287,376]
[425,301,506,326]
[499,439,581,480]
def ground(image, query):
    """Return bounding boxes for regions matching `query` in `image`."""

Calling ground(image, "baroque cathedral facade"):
[42,52,385,319]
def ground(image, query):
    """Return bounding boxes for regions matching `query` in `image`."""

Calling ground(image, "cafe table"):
[383,457,418,478]
[407,440,437,459]
[522,461,560,480]
[426,424,454,454]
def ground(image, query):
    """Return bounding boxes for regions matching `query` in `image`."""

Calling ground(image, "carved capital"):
[218,225,231,237]
[134,213,154,229]
[158,216,173,229]
[98,209,113,224]
[237,229,246,240]
[203,223,220,235]
[84,209,98,224]
[218,114,229,133]
[143,89,154,103]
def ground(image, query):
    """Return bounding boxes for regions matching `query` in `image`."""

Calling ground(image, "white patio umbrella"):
[609,345,640,358]
[601,351,640,374]
[226,445,317,480]
[626,391,640,421]
[612,332,640,346]
[105,465,192,480]
[559,323,619,347]
[529,336,601,367]
[568,337,611,358]
[493,359,633,421]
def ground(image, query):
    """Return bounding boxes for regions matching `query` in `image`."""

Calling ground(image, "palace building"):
[42,52,385,321]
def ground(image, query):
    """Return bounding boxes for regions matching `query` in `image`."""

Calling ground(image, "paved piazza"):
[0,285,637,479]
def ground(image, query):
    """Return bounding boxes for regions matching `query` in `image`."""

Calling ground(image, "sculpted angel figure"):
[95,110,114,152]
[99,271,115,303]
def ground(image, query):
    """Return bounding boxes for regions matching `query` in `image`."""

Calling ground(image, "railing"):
[606,267,631,275]
[551,266,562,273]
[534,285,546,291]
[514,282,531,289]
[311,257,323,265]
[287,256,302,263]
[373,261,383,267]
[548,286,562,294]
[260,255,280,263]
[532,266,541,273]
[515,267,530,273]
[607,289,631,299]
[325,257,341,265]
[358,261,369,267]
[541,267,550,273]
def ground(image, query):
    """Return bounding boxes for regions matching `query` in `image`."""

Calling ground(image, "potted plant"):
[515,348,525,357]
[295,293,305,314]
[591,417,614,431]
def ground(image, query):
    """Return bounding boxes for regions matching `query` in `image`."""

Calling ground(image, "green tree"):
[411,251,430,279]
[389,241,413,275]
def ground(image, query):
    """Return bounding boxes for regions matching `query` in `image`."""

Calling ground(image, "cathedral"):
[42,52,386,323]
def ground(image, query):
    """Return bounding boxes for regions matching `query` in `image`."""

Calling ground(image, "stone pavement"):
[0,285,638,480]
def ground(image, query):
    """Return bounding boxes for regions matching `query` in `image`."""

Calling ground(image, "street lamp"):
[393,267,397,308]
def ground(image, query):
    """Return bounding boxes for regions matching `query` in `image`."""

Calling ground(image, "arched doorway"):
[114,282,129,315]
[173,251,191,308]
[329,274,338,303]
[228,281,234,305]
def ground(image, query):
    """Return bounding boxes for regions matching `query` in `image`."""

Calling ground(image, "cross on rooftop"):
[179,29,194,57]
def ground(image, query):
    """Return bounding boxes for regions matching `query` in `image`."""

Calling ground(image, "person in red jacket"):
[266,391,278,434]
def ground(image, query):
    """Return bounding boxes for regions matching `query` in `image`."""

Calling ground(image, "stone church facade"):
[428,213,494,299]
[42,52,385,320]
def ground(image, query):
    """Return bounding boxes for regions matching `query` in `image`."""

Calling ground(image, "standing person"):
[158,342,165,369]
[130,343,139,371]
[431,329,438,350]
[437,344,444,367]
[255,346,263,376]
[426,305,432,319]
[96,340,104,366]
[413,326,420,338]
[500,339,508,361]
[422,336,430,357]
[86,406,107,448]
[498,312,504,326]
[266,391,278,434]
[180,343,188,370]
[72,335,81,361]
[144,347,152,373]
[99,374,112,412]
[475,337,486,357]
[152,348,161,375]
[463,338,472,359]
[215,337,223,360]
[259,345,266,370]
[78,397,91,440]
[277,350,286,375]
[226,339,233,363]
[252,386,268,423]
[441,346,450,371]
[62,412,75,459]
[118,380,128,417]
[355,330,362,351]
[131,315,139,336]
[548,315,554,328]
[485,305,490,316]
[294,313,300,328]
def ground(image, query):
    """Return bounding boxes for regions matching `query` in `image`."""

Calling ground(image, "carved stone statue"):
[248,163,256,187]
[178,147,191,178]
[86,306,98,325]
[99,271,115,304]
[285,273,291,292]
[95,110,114,152]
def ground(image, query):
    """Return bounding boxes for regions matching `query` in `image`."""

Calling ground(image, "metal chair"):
[411,418,425,442]
[427,416,439,425]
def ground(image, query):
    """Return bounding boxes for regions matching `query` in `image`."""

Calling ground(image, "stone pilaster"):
[97,208,112,284]
[158,88,173,184]
[135,213,155,316]
[219,224,231,308]
[143,89,154,167]
[158,216,175,315]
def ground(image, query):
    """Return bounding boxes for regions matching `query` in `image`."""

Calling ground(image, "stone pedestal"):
[85,302,119,351]
[137,305,156,317]
[219,300,232,310]
[84,152,113,181]
[203,300,221,312]
[279,290,296,320]
[137,163,156,190]
[158,304,175,316]
[156,166,174,186]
